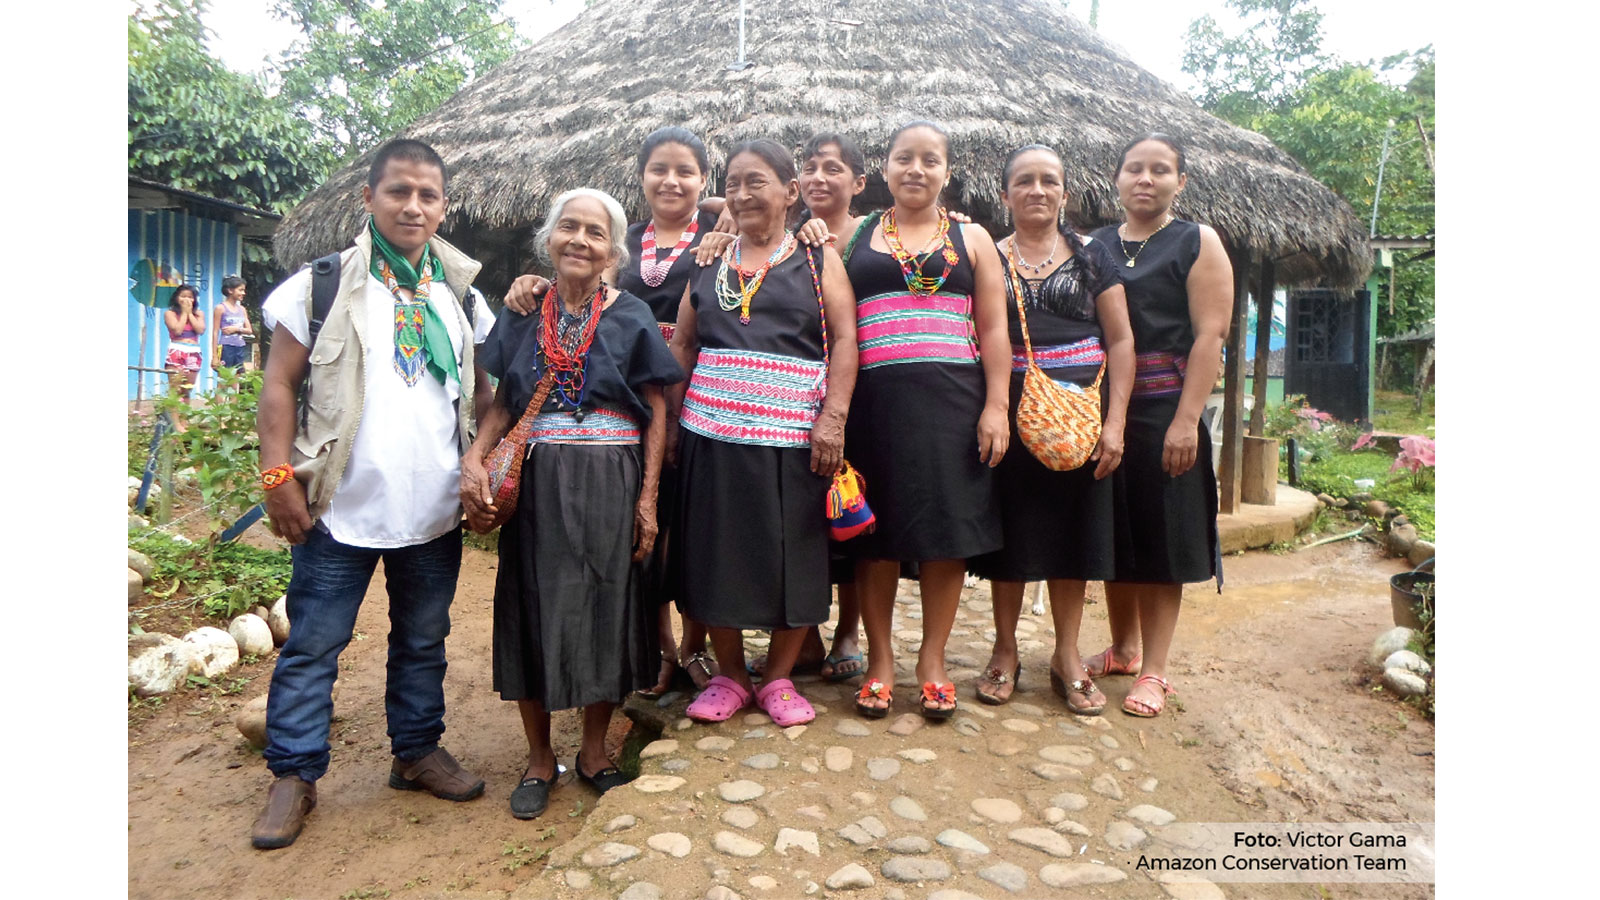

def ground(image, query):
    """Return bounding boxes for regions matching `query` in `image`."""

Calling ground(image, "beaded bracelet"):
[261,463,295,491]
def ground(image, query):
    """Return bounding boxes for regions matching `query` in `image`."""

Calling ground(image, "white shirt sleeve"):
[468,288,494,345]
[261,268,314,348]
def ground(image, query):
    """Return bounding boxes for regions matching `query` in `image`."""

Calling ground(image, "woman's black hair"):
[636,126,711,178]
[1001,144,1099,319]
[172,284,199,307]
[727,138,797,184]
[1114,132,1187,177]
[802,132,867,178]
[221,275,245,295]
[887,120,951,158]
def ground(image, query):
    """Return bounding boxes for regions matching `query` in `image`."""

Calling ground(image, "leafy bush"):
[155,366,264,538]
[134,529,291,621]
[1263,394,1358,462]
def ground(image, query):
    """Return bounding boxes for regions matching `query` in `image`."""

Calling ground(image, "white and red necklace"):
[639,218,700,287]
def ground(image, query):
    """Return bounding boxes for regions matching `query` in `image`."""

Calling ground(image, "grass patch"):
[1296,449,1434,540]
[1373,388,1435,436]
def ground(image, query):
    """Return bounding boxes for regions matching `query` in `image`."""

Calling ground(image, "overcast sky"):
[202,0,1435,92]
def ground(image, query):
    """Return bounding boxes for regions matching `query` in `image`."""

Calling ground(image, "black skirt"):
[676,431,831,630]
[1111,395,1220,585]
[841,362,1001,562]
[492,443,659,708]
[641,460,681,606]
[969,371,1119,582]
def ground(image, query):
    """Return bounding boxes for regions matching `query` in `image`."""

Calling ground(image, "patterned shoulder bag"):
[472,371,557,533]
[805,246,874,540]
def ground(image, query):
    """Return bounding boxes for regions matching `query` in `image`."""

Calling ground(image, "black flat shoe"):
[574,756,630,794]
[509,776,551,819]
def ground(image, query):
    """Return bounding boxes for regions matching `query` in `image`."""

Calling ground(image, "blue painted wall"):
[127,208,242,400]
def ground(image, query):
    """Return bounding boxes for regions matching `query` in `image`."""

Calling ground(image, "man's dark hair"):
[367,139,448,192]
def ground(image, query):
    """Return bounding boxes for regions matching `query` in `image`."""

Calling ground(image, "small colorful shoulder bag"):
[805,245,875,539]
[1006,243,1103,471]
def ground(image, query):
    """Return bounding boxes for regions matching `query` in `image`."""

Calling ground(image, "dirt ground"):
[127,540,1431,899]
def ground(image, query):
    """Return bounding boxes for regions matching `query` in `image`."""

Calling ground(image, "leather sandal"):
[251,775,317,850]
[1083,646,1142,678]
[1050,667,1106,716]
[682,652,718,691]
[1122,674,1174,718]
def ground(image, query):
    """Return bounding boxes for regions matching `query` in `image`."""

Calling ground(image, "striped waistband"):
[529,407,640,445]
[168,339,200,351]
[856,291,979,370]
[1013,337,1105,373]
[658,322,676,343]
[681,348,826,448]
[1132,351,1188,398]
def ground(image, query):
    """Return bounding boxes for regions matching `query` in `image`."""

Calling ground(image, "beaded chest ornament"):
[639,219,700,287]
[538,279,607,416]
[715,232,796,324]
[881,207,960,295]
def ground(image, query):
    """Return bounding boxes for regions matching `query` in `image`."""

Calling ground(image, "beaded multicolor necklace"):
[639,218,700,287]
[881,207,961,295]
[538,279,607,411]
[715,232,796,324]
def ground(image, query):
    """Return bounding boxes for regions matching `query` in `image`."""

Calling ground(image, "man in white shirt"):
[250,139,494,850]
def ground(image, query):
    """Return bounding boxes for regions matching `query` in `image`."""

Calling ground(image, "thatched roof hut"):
[275,0,1370,293]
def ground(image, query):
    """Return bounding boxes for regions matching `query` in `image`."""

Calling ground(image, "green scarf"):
[368,218,458,386]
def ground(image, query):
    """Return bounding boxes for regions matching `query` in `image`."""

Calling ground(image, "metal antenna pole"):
[728,0,753,70]
[1370,119,1394,238]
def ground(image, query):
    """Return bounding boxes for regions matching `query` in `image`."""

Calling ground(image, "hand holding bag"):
[474,371,556,533]
[804,245,875,539]
[1006,242,1104,471]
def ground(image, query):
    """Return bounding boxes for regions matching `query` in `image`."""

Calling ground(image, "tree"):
[128,0,330,213]
[1183,0,1328,123]
[270,0,522,164]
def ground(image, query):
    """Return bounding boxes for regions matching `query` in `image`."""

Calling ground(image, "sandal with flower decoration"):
[1050,667,1106,716]
[919,681,957,720]
[685,675,752,723]
[1121,673,1174,718]
[755,678,815,727]
[854,678,893,719]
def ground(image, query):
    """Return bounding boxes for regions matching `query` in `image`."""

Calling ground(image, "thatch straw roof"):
[275,0,1371,290]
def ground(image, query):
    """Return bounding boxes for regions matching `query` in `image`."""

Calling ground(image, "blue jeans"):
[264,524,463,783]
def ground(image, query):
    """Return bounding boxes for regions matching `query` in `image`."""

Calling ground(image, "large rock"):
[1382,668,1428,698]
[128,633,195,697]
[183,627,240,678]
[1368,627,1415,667]
[229,614,275,658]
[1408,540,1435,568]
[1386,523,1419,557]
[128,477,161,508]
[1383,650,1431,676]
[267,595,290,646]
[127,549,155,581]
[128,568,144,602]
[235,695,269,748]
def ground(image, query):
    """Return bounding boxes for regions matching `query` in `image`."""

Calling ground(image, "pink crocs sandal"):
[755,678,815,727]
[685,675,752,723]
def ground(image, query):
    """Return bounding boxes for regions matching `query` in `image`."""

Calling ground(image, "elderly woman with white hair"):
[461,188,684,819]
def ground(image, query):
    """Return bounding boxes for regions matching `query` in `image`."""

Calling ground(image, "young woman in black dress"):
[969,145,1135,714]
[1083,133,1233,717]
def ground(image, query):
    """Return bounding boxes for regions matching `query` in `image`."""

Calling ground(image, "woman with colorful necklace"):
[461,188,683,818]
[506,127,725,697]
[844,121,1012,720]
[968,145,1134,713]
[669,139,858,728]
[1081,133,1233,718]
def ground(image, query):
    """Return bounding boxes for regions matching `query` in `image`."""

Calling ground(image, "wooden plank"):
[1249,256,1275,435]
[1218,244,1250,514]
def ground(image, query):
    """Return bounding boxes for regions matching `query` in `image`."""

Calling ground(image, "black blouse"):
[1002,232,1122,348]
[1088,219,1203,357]
[619,210,722,323]
[479,291,685,426]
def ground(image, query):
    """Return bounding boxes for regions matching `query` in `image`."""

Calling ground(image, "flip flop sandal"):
[573,756,631,794]
[975,663,1022,705]
[1050,668,1106,716]
[854,678,893,719]
[1121,674,1173,718]
[755,678,816,727]
[685,675,752,723]
[822,651,865,683]
[1084,646,1142,678]
[919,681,957,720]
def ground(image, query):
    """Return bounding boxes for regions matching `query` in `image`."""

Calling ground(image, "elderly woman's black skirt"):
[492,443,658,709]
[676,431,831,630]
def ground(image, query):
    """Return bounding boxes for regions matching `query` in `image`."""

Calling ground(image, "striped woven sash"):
[1132,351,1188,398]
[1011,336,1105,373]
[528,407,640,445]
[680,348,826,448]
[856,291,979,369]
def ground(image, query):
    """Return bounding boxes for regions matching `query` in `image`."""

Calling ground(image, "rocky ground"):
[127,541,1432,899]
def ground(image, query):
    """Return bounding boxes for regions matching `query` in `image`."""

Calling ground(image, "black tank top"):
[688,239,826,362]
[1088,219,1202,356]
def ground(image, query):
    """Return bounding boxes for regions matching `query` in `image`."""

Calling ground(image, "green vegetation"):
[1372,389,1435,436]
[155,366,266,538]
[133,529,292,622]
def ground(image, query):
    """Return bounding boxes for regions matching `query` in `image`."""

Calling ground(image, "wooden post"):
[1219,244,1251,515]
[1249,256,1275,436]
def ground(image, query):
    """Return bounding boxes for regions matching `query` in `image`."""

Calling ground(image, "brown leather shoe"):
[388,747,485,801]
[251,775,316,850]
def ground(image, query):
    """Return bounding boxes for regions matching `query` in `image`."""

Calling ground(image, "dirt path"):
[127,541,1431,899]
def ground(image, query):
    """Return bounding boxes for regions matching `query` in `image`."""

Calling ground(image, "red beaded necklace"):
[639,218,700,287]
[538,279,607,409]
